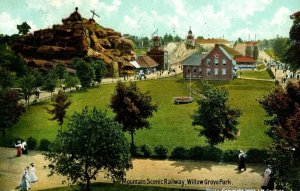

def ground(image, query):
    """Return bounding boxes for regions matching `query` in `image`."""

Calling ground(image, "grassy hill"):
[3,77,274,151]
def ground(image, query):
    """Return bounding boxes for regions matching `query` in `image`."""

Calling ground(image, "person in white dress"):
[29,163,38,183]
[19,167,31,191]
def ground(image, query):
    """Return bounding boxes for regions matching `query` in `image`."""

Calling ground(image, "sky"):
[0,0,299,41]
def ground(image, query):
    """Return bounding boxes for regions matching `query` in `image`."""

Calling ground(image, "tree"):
[0,89,24,136]
[43,70,58,97]
[45,90,71,133]
[253,44,259,60]
[285,16,300,71]
[73,59,95,89]
[89,59,107,82]
[20,74,36,108]
[272,36,289,62]
[192,82,241,147]
[17,22,31,35]
[259,81,300,189]
[64,75,80,92]
[54,63,66,80]
[44,107,132,191]
[0,67,15,89]
[110,81,157,150]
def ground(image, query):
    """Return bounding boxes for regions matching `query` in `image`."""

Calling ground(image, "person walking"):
[237,150,246,171]
[261,165,271,190]
[19,167,31,191]
[21,141,28,154]
[15,140,22,157]
[29,163,38,183]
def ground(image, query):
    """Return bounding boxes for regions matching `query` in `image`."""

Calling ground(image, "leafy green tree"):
[253,44,259,60]
[0,89,24,136]
[43,70,58,97]
[17,22,31,35]
[64,75,80,91]
[0,47,28,77]
[285,15,300,71]
[259,81,300,189]
[44,107,132,191]
[272,36,289,62]
[45,90,71,133]
[89,59,107,82]
[72,59,95,89]
[54,63,66,80]
[30,68,44,88]
[20,74,36,108]
[110,81,157,150]
[192,82,241,147]
[0,67,15,89]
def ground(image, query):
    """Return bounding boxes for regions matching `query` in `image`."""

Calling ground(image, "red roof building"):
[234,56,256,63]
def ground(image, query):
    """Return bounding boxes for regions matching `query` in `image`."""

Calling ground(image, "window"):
[223,58,226,65]
[222,69,226,76]
[214,69,219,76]
[206,59,211,65]
[207,69,211,76]
[214,58,219,65]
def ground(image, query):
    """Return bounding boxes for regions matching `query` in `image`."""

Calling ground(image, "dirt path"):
[0,147,265,190]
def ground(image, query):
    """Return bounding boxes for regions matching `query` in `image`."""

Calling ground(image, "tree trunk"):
[131,130,134,146]
[86,178,91,191]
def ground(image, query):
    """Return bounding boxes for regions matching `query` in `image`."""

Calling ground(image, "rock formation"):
[12,8,135,76]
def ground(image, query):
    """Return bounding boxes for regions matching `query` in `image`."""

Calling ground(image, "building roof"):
[234,56,256,63]
[220,44,243,58]
[196,38,229,44]
[182,54,203,66]
[234,43,246,56]
[135,56,159,68]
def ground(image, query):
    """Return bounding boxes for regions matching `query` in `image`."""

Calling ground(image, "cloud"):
[220,0,272,19]
[168,0,187,17]
[271,7,291,26]
[0,12,21,35]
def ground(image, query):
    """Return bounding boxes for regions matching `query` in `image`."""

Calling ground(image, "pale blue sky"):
[0,0,299,40]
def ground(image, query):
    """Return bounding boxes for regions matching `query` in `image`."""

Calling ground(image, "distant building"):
[201,44,238,80]
[147,35,167,70]
[131,55,159,74]
[234,41,259,62]
[185,27,195,49]
[196,38,231,51]
[182,53,204,79]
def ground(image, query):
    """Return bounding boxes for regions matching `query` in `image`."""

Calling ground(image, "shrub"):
[27,136,37,150]
[223,149,240,163]
[246,149,269,163]
[188,146,222,161]
[39,139,51,151]
[201,146,223,161]
[140,144,152,158]
[0,135,17,147]
[188,146,204,160]
[170,146,187,160]
[154,145,168,159]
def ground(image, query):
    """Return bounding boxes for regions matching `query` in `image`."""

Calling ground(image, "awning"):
[130,61,141,68]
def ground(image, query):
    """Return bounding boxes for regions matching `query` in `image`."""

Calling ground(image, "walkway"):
[0,147,265,190]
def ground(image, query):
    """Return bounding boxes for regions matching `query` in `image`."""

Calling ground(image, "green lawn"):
[4,77,274,151]
[237,70,273,79]
[41,182,200,191]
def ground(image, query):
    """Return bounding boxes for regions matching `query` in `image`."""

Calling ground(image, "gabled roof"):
[182,53,203,66]
[220,44,243,58]
[135,56,158,68]
[234,43,246,55]
[234,56,256,63]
